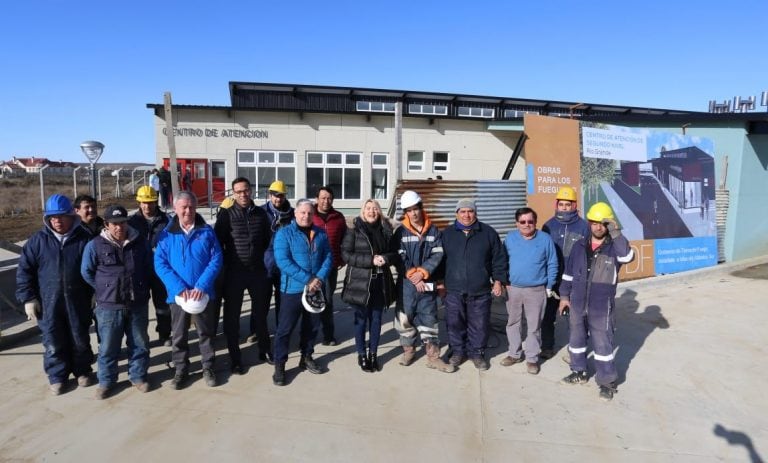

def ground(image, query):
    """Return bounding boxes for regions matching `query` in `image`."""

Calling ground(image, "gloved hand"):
[546,288,559,300]
[606,220,621,239]
[25,299,41,321]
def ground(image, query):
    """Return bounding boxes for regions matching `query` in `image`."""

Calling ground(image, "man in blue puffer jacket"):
[155,191,223,390]
[540,186,590,359]
[271,198,332,386]
[16,194,95,396]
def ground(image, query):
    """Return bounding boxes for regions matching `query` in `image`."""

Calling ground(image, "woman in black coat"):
[341,199,397,372]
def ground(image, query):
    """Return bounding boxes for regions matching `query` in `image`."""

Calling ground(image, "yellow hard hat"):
[219,197,235,209]
[586,202,615,223]
[136,185,159,202]
[268,180,287,194]
[556,186,577,202]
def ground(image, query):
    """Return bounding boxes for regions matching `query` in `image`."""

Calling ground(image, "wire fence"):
[0,166,154,217]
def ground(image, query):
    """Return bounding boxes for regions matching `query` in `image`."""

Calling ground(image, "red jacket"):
[313,206,347,268]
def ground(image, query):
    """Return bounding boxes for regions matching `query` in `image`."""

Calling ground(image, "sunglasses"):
[517,220,535,225]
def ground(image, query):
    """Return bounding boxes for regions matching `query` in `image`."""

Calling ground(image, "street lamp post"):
[80,140,104,199]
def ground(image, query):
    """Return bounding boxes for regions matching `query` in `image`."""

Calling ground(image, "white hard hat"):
[400,190,422,210]
[174,293,210,314]
[302,285,326,314]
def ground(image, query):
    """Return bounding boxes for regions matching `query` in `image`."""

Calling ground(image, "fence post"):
[73,166,84,198]
[39,165,49,211]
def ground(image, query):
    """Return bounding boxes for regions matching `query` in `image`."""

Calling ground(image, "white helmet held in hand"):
[174,293,210,314]
[400,190,422,210]
[302,285,326,314]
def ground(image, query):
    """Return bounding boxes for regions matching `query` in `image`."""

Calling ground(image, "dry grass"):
[0,175,137,243]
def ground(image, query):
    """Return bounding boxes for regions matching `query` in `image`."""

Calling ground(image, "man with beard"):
[559,202,634,401]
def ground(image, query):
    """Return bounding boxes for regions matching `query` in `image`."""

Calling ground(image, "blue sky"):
[1,1,766,164]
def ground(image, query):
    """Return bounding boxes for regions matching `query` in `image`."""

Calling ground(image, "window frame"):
[432,151,450,173]
[305,151,363,200]
[371,152,389,200]
[458,106,495,118]
[407,151,425,172]
[236,150,296,199]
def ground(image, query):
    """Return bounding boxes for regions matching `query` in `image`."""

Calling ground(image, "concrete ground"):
[1,258,766,462]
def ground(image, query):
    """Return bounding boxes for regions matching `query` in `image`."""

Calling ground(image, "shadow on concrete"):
[614,289,669,385]
[714,423,764,463]
[731,263,768,280]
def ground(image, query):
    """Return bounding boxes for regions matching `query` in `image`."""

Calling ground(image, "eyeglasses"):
[517,220,535,225]
[269,191,285,198]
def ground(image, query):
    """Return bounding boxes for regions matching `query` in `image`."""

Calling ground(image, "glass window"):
[355,101,395,113]
[237,150,296,199]
[433,152,449,172]
[238,151,254,163]
[303,151,362,199]
[407,151,424,172]
[372,152,388,199]
[458,106,495,118]
[408,103,448,115]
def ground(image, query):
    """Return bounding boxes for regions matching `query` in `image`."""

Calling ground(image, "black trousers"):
[223,270,271,364]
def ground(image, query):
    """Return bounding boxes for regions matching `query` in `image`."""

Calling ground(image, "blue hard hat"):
[44,194,74,217]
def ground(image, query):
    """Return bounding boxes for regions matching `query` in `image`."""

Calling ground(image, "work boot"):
[133,381,150,393]
[526,362,540,375]
[425,343,456,373]
[399,345,416,366]
[202,368,217,387]
[471,357,490,371]
[561,370,589,385]
[169,371,188,390]
[77,374,92,387]
[49,383,63,396]
[599,384,617,401]
[539,349,555,360]
[499,356,523,367]
[299,355,322,374]
[368,352,380,372]
[272,362,286,386]
[358,353,372,372]
[449,354,467,367]
[94,386,109,400]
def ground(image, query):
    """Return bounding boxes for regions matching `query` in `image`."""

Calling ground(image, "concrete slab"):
[0,259,766,462]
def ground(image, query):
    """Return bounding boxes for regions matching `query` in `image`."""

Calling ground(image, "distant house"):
[0,161,25,178]
[9,156,78,174]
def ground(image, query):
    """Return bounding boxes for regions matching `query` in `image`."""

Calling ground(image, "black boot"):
[272,362,286,386]
[358,353,371,372]
[368,352,380,372]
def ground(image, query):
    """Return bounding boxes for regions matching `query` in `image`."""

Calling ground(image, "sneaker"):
[133,381,150,393]
[49,383,63,396]
[246,333,258,344]
[449,354,466,366]
[299,355,322,374]
[526,362,540,375]
[561,370,589,385]
[599,384,616,401]
[77,375,92,387]
[471,357,489,371]
[321,338,338,346]
[169,371,188,390]
[202,368,217,387]
[539,349,555,360]
[94,386,109,400]
[499,356,523,367]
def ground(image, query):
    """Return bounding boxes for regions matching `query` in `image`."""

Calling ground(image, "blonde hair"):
[359,199,383,221]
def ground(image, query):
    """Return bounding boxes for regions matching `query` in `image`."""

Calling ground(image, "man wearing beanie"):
[438,198,507,370]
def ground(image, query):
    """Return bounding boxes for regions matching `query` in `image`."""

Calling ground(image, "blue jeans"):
[95,305,150,387]
[273,293,320,364]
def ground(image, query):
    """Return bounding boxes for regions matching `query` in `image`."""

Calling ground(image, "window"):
[458,106,495,118]
[356,101,396,113]
[407,151,424,172]
[372,152,389,199]
[433,152,449,172]
[236,150,296,198]
[306,151,362,200]
[408,103,448,115]
[503,109,539,118]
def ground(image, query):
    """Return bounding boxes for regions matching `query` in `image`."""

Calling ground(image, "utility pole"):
[164,92,180,200]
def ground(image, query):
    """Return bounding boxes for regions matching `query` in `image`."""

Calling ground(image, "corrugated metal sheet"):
[387,180,527,238]
[716,189,729,263]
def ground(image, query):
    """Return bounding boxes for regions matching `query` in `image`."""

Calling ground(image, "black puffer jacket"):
[214,202,272,273]
[341,217,397,307]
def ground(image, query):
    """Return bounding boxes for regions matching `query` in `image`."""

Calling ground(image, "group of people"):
[16,181,633,402]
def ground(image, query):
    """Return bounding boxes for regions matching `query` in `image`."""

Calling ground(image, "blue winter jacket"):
[273,220,332,295]
[154,214,223,303]
[542,209,590,286]
[559,233,634,315]
[440,220,508,296]
[16,218,94,313]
